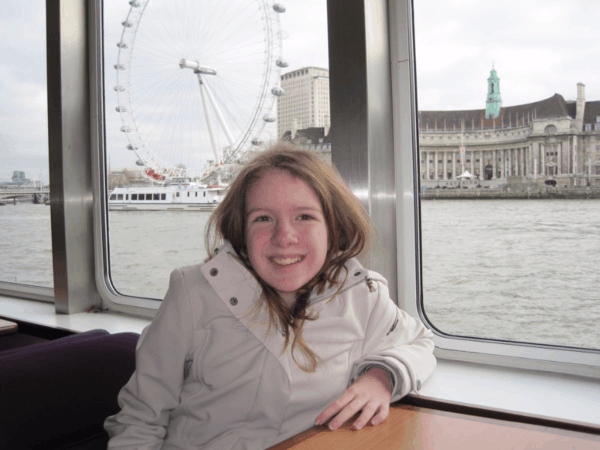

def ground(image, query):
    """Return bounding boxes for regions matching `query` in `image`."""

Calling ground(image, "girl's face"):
[245,169,328,306]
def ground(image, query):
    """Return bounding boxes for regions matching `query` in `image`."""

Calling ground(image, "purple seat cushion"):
[0,330,139,450]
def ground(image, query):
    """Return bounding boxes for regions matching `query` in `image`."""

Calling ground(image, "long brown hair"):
[206,142,373,372]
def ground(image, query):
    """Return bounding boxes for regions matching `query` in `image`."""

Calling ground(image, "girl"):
[105,144,436,449]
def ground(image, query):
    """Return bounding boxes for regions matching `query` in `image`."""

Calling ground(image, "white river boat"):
[108,184,225,211]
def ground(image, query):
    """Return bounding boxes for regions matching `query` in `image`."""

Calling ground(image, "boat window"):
[0,0,54,290]
[414,0,600,351]
[117,194,123,200]
[132,194,138,200]
[109,194,116,201]
[100,0,330,300]
[145,194,152,200]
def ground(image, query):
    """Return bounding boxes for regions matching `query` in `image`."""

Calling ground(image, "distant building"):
[282,126,331,166]
[419,68,600,187]
[0,171,32,186]
[277,67,330,139]
[108,168,148,190]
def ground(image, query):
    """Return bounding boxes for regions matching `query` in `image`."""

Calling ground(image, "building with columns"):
[419,69,600,188]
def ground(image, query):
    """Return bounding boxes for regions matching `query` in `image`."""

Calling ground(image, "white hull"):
[109,203,218,212]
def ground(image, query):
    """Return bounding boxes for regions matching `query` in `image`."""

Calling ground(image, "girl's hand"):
[314,367,392,431]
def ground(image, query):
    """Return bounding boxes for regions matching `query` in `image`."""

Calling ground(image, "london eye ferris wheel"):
[114,0,288,182]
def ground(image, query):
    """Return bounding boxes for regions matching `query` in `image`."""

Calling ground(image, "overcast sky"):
[1,0,599,182]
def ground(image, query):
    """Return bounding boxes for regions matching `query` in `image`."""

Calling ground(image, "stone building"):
[277,67,330,139]
[282,126,331,166]
[419,68,600,188]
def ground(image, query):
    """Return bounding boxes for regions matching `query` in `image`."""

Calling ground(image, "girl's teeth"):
[272,256,302,266]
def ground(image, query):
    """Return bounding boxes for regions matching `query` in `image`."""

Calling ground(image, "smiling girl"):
[105,144,436,449]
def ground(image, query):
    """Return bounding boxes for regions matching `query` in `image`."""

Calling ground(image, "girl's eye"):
[253,215,271,223]
[298,214,314,221]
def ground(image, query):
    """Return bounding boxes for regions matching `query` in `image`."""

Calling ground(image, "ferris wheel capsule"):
[129,1,141,7]
[114,85,125,92]
[263,115,276,123]
[117,42,128,49]
[135,159,145,166]
[114,64,125,70]
[127,144,138,150]
[276,59,288,68]
[122,21,133,28]
[271,86,285,96]
[251,138,264,146]
[273,4,286,13]
[116,106,127,112]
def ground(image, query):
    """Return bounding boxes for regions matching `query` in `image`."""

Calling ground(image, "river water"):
[1,200,599,350]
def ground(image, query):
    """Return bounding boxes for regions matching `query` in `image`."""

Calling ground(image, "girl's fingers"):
[326,397,367,430]
[351,401,380,430]
[369,404,390,426]
[315,391,353,426]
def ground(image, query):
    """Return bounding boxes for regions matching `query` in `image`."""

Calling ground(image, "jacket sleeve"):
[348,277,436,403]
[104,268,194,449]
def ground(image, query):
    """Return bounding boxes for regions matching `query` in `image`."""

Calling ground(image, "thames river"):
[1,200,599,350]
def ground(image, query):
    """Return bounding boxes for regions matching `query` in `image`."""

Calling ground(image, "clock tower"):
[485,66,502,119]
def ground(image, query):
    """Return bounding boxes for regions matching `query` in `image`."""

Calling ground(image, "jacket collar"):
[309,257,375,304]
[203,240,380,305]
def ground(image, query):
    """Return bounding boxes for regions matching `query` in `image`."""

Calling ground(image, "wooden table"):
[268,403,600,450]
[0,318,18,336]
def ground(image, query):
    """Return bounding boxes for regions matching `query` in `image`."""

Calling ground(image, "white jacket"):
[105,241,436,449]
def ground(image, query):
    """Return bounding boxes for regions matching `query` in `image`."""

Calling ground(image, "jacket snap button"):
[416,380,422,391]
[215,248,219,254]
[210,268,218,276]
[230,297,238,306]
[354,271,361,276]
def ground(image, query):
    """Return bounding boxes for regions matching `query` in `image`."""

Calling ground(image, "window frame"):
[389,0,600,378]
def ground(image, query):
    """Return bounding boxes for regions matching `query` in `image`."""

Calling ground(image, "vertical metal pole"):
[47,0,101,313]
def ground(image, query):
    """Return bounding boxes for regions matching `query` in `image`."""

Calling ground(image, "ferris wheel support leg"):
[200,76,236,148]
[197,75,220,163]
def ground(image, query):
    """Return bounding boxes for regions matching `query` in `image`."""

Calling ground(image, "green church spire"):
[485,66,502,119]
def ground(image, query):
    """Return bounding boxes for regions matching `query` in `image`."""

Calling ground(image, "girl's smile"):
[269,255,306,266]
[245,169,328,306]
